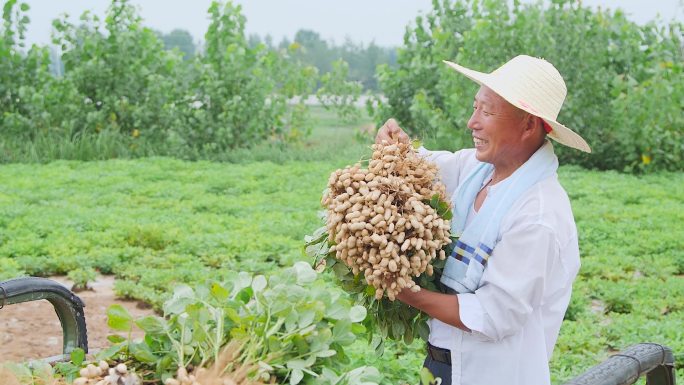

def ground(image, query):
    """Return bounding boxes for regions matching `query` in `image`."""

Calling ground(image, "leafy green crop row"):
[555,166,684,381]
[1,154,682,383]
[96,263,375,385]
[0,158,329,301]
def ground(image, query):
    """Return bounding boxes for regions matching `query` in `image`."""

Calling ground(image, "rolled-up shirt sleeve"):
[458,222,559,341]
[457,292,486,335]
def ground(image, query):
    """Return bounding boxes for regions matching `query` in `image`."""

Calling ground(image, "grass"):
[0,106,373,165]
[210,107,374,164]
[0,108,682,383]
[0,129,145,163]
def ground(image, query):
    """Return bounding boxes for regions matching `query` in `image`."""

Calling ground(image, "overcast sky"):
[21,0,683,47]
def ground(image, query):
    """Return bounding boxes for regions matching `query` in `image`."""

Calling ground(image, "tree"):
[293,29,332,73]
[159,28,195,58]
[371,0,683,171]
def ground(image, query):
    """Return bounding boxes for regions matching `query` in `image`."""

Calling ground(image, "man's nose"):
[467,111,478,131]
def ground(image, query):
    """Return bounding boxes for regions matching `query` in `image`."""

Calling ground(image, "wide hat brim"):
[443,60,591,153]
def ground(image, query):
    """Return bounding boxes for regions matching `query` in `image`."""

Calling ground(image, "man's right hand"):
[375,118,410,144]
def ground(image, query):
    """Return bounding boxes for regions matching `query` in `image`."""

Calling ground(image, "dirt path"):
[0,276,156,363]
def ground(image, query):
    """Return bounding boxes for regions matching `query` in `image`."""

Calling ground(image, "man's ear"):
[521,115,545,142]
[520,114,534,133]
[526,115,544,133]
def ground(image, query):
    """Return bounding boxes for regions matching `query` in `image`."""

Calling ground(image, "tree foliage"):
[372,0,683,172]
[0,0,360,160]
[286,29,397,91]
[157,28,195,58]
[0,0,53,138]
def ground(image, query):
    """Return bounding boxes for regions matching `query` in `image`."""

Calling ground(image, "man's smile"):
[473,137,488,146]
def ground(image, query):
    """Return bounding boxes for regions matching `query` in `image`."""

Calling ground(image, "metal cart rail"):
[562,343,676,385]
[1,277,88,361]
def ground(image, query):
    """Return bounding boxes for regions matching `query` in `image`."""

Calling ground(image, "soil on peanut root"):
[0,275,156,363]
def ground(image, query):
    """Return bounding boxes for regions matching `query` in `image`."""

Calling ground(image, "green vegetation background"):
[1,0,682,382]
[2,0,682,172]
[1,108,682,383]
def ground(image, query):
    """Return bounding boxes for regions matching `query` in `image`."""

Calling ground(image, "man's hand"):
[375,118,410,144]
[395,286,470,331]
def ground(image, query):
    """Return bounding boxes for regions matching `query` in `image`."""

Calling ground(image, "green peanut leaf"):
[106,304,132,332]
[135,316,167,335]
[69,348,85,366]
[107,334,126,343]
[210,282,229,301]
[290,368,304,385]
[349,305,367,322]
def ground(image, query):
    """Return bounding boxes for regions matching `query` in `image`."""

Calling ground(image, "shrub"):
[51,0,187,144]
[67,266,97,291]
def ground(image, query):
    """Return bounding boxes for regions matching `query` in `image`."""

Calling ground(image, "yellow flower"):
[132,129,140,138]
[641,154,651,165]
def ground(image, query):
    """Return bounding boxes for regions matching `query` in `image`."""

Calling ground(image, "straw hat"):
[443,55,591,153]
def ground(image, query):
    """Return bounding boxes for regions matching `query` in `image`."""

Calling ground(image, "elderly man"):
[375,55,590,385]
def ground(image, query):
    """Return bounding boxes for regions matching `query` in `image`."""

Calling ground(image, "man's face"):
[467,86,528,167]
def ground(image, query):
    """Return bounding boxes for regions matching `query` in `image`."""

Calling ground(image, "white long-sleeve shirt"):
[422,148,580,385]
